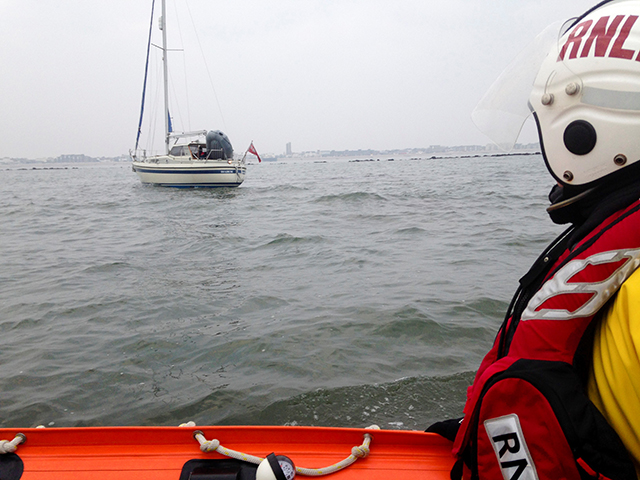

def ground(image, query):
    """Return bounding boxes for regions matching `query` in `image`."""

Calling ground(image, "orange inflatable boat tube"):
[0,425,454,479]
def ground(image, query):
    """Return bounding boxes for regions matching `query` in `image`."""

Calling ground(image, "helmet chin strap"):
[547,186,597,213]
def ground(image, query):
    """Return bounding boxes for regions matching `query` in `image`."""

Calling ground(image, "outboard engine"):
[205,130,234,160]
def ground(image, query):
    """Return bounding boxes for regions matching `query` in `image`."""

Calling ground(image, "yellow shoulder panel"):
[588,267,640,478]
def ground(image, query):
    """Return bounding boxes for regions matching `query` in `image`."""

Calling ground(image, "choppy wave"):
[315,191,387,204]
[0,156,563,428]
[218,372,475,430]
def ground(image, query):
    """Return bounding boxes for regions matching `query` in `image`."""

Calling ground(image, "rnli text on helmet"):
[559,15,640,61]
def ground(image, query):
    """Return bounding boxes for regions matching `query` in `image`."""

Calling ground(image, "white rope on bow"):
[191,424,380,476]
[0,434,26,454]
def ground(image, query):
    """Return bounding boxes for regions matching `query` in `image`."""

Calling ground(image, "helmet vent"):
[563,120,597,156]
[614,154,627,166]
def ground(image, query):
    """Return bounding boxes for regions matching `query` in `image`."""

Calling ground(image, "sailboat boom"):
[167,130,208,140]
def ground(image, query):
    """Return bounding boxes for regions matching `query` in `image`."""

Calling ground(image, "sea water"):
[0,154,563,430]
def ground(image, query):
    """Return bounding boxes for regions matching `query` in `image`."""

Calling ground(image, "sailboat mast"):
[160,0,170,154]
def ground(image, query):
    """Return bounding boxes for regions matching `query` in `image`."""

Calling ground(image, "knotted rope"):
[0,434,26,454]
[190,424,380,476]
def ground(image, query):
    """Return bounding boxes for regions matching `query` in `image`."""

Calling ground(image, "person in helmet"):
[429,1,640,478]
[533,3,640,474]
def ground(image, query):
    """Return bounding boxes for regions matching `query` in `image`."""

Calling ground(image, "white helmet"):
[474,0,640,189]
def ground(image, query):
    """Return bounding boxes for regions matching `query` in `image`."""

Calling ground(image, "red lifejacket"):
[452,199,640,480]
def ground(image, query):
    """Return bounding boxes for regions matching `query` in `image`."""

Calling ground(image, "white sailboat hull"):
[132,158,246,187]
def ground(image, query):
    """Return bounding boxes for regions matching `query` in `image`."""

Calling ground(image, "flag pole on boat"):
[244,141,262,163]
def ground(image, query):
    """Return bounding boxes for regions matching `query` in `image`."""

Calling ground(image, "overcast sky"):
[1,1,593,158]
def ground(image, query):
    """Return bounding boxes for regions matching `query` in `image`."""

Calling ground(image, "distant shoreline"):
[428,151,541,160]
[1,147,541,166]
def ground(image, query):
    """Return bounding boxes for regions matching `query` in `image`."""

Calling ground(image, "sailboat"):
[130,0,247,187]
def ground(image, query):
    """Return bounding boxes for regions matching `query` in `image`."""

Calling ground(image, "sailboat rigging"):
[131,0,247,188]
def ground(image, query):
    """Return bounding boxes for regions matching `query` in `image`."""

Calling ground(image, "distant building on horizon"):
[286,142,292,155]
[53,154,97,163]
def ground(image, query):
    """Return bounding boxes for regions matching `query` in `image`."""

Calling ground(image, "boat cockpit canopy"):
[169,144,196,157]
[169,143,228,160]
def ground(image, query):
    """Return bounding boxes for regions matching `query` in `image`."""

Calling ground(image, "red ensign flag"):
[248,142,261,162]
